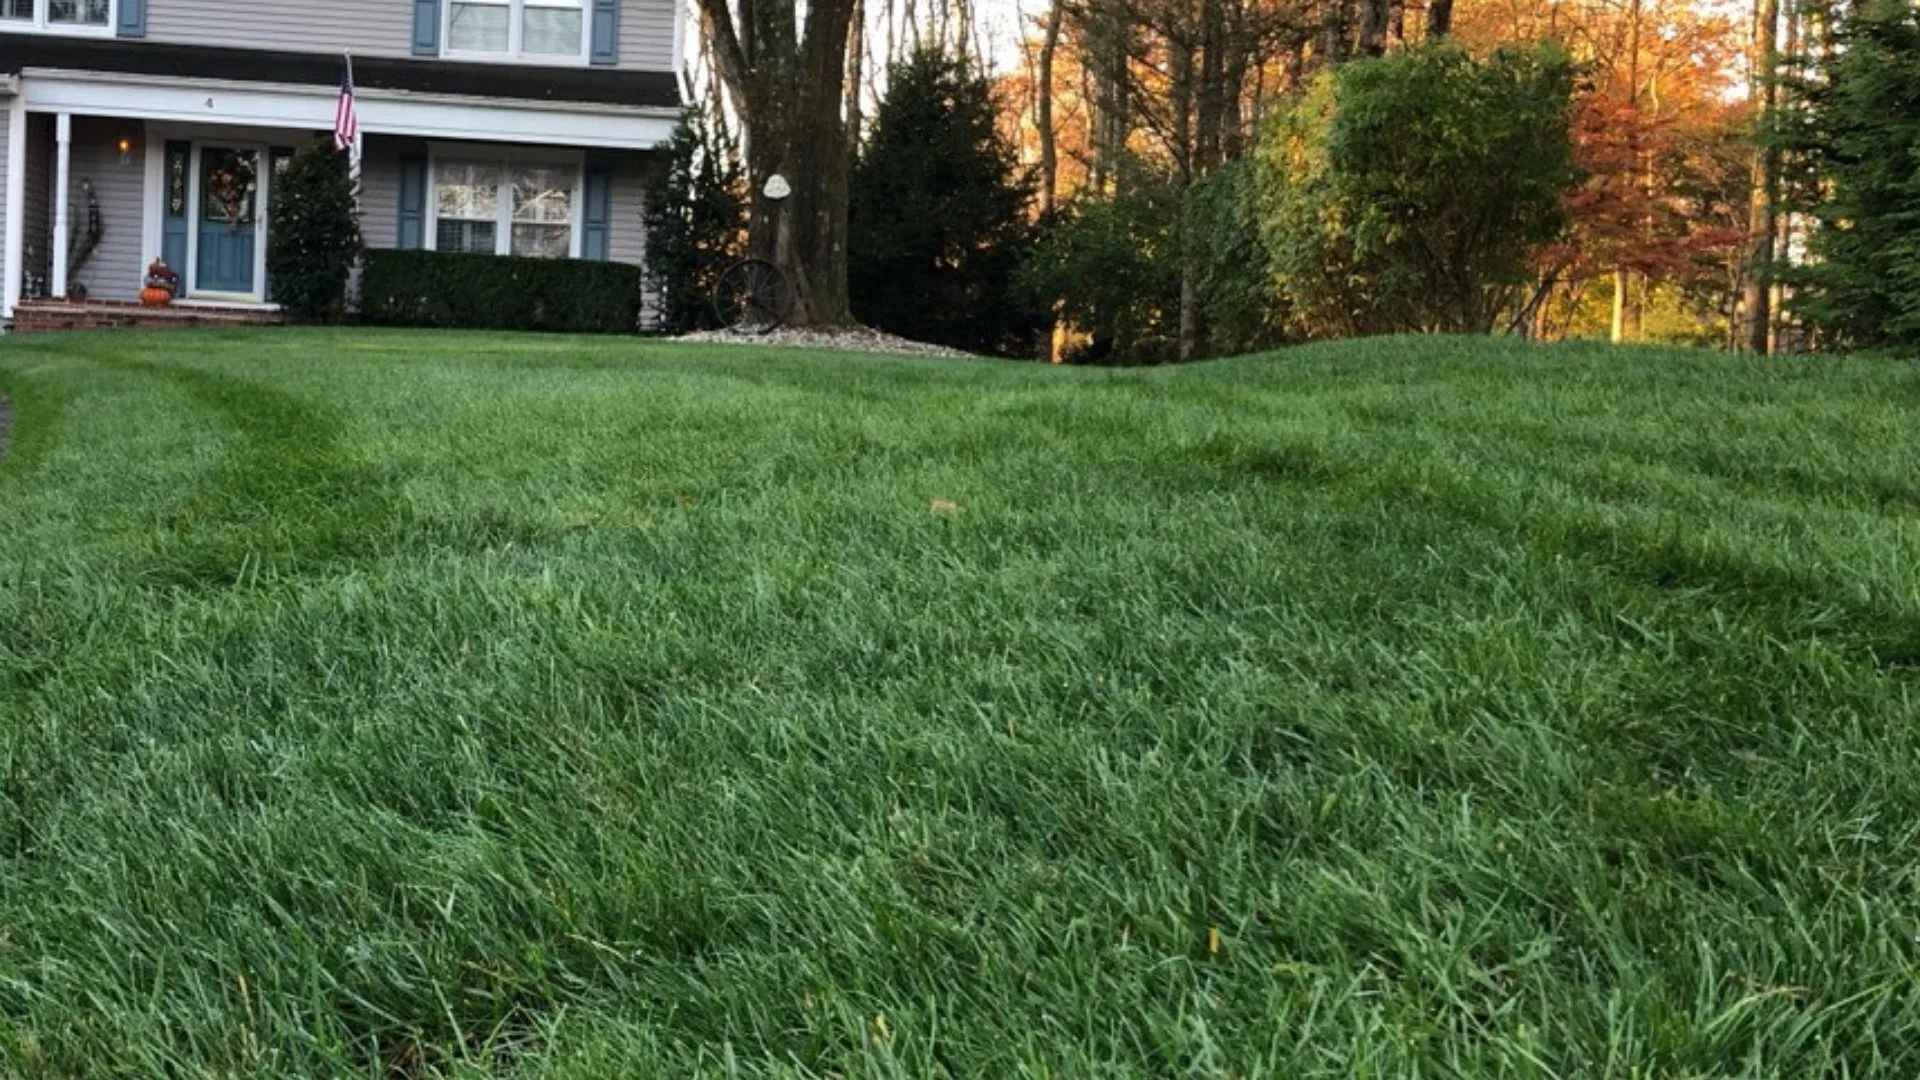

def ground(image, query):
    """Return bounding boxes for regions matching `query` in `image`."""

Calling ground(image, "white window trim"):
[441,0,591,67]
[0,0,116,36]
[425,144,586,261]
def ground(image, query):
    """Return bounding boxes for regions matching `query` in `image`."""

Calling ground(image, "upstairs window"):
[0,0,112,32]
[446,0,585,61]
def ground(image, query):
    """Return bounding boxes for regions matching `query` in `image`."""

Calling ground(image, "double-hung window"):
[433,158,580,259]
[446,0,586,61]
[0,0,112,32]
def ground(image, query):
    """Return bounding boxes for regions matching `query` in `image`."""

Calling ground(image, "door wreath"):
[206,157,257,231]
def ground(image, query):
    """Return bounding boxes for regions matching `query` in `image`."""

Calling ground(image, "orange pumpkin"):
[140,285,174,307]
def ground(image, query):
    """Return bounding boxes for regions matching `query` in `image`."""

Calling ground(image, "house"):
[0,0,684,324]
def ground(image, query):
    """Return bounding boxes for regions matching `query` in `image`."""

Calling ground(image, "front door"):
[194,146,260,297]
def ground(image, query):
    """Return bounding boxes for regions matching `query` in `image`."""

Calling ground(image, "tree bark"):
[1742,0,1780,354]
[1090,0,1131,193]
[846,0,864,158]
[1612,0,1644,344]
[1611,269,1640,344]
[1324,0,1354,63]
[1427,0,1453,41]
[697,0,862,326]
[1172,21,1197,360]
[1359,0,1390,56]
[1037,0,1063,216]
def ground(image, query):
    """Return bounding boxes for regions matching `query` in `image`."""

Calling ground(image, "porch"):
[9,297,284,333]
[4,110,319,311]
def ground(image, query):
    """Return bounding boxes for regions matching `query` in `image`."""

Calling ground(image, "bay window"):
[446,0,586,61]
[432,158,580,259]
[0,0,112,31]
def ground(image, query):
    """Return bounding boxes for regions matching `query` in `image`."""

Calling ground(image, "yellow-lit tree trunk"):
[1742,0,1781,354]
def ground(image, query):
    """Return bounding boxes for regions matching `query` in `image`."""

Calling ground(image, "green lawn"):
[3,329,1919,1077]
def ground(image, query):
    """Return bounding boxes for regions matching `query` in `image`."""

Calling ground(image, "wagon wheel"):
[712,258,794,336]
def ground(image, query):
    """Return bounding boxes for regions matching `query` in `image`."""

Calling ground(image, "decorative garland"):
[207,158,257,231]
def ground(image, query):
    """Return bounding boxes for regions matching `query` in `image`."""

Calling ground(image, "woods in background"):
[653,0,1915,362]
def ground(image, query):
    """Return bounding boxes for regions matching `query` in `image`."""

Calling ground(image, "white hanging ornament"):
[762,174,792,201]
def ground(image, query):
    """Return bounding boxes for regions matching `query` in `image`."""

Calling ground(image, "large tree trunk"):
[1037,1,1063,216]
[845,0,864,158]
[1612,0,1644,344]
[1359,0,1390,56]
[1742,0,1780,354]
[1088,0,1131,193]
[1427,0,1453,41]
[1324,0,1354,63]
[1172,26,1197,360]
[698,0,861,326]
[1612,269,1640,344]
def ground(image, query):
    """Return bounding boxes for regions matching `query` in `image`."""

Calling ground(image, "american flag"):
[335,53,361,198]
[333,55,358,152]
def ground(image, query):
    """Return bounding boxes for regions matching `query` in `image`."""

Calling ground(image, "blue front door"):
[195,147,258,295]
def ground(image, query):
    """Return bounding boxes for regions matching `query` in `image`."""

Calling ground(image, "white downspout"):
[4,88,26,322]
[50,110,69,300]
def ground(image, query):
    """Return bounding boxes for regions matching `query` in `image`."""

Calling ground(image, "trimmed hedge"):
[360,250,643,334]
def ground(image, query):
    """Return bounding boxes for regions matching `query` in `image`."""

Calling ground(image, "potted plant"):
[141,259,179,306]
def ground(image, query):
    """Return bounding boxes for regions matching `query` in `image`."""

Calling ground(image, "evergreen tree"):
[850,47,1044,357]
[642,110,746,333]
[266,139,359,320]
[1782,0,1920,351]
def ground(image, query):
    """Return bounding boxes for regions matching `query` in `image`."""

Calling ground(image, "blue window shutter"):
[413,0,441,56]
[117,0,146,37]
[582,165,612,261]
[590,0,619,65]
[399,158,427,250]
[161,141,189,273]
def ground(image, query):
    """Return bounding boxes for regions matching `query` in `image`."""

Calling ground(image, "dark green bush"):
[642,109,746,333]
[266,139,360,319]
[1021,182,1181,364]
[851,47,1044,358]
[1779,0,1920,352]
[360,250,643,334]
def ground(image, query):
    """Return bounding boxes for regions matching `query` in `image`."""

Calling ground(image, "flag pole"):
[344,50,363,198]
[342,49,365,311]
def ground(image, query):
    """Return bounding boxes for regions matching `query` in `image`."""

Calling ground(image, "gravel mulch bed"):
[674,325,976,359]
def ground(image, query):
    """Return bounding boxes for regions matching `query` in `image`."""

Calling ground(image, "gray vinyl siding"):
[607,153,648,267]
[67,117,147,302]
[358,136,425,250]
[145,0,414,61]
[21,115,50,292]
[146,0,675,72]
[618,0,676,73]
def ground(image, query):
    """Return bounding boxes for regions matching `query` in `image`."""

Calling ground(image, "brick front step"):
[10,299,285,334]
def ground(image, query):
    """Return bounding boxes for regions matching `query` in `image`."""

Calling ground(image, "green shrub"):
[1255,45,1578,338]
[1021,183,1181,364]
[359,250,643,334]
[1779,0,1920,352]
[1180,159,1286,358]
[266,139,360,319]
[642,109,746,333]
[851,47,1044,358]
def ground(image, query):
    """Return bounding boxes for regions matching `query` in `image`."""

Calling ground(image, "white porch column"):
[4,94,26,321]
[50,111,70,299]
